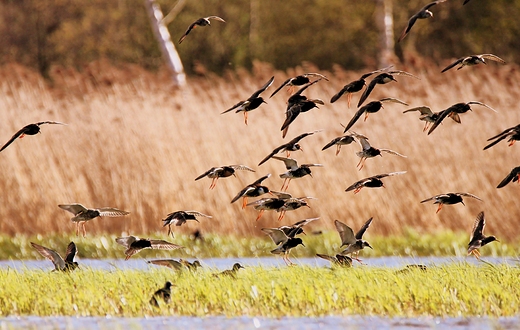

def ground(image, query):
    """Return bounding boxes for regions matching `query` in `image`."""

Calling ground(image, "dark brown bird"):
[213,263,244,278]
[115,236,184,260]
[322,132,358,156]
[262,227,305,265]
[0,121,66,152]
[147,259,202,271]
[270,73,328,98]
[497,166,520,188]
[427,101,496,135]
[316,254,353,267]
[31,241,78,272]
[467,211,498,259]
[149,281,173,307]
[162,211,212,237]
[258,130,321,166]
[272,156,323,191]
[195,165,255,189]
[484,124,520,150]
[354,134,407,170]
[246,191,313,221]
[403,106,461,132]
[330,66,393,107]
[58,204,130,237]
[336,218,373,262]
[441,54,506,73]
[221,76,275,125]
[398,1,447,42]
[420,192,482,213]
[178,16,226,44]
[345,171,407,194]
[357,71,419,107]
[231,174,272,208]
[277,217,319,237]
[343,98,408,133]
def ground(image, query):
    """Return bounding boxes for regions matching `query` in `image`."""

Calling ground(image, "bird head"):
[363,241,373,249]
[165,281,173,289]
[233,263,245,271]
[294,143,303,152]
[295,238,305,247]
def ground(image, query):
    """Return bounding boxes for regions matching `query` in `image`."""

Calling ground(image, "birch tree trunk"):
[375,0,396,67]
[143,0,186,87]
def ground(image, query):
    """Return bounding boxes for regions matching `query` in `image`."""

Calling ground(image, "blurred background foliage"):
[0,0,518,77]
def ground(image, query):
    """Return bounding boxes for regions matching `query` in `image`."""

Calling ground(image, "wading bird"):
[0,121,66,152]
[496,166,520,188]
[483,124,520,150]
[322,132,358,156]
[30,241,78,272]
[147,259,202,271]
[336,218,373,263]
[343,98,409,132]
[345,171,407,194]
[258,130,321,166]
[420,192,482,213]
[221,76,274,125]
[230,174,272,208]
[162,210,212,237]
[246,191,313,221]
[262,227,305,266]
[195,165,255,189]
[403,106,460,132]
[354,135,407,170]
[357,71,419,107]
[270,73,328,97]
[467,211,498,259]
[316,253,353,267]
[398,1,447,42]
[58,204,130,237]
[213,263,244,278]
[427,101,496,135]
[441,54,506,73]
[272,156,323,191]
[178,16,226,44]
[115,236,184,260]
[277,217,319,237]
[149,281,172,307]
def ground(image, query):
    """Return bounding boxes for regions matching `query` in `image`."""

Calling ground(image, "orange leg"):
[509,140,516,147]
[243,112,248,126]
[435,203,444,214]
[423,122,429,132]
[364,113,370,122]
[354,187,363,194]
[255,210,265,221]
[357,157,366,170]
[19,133,26,139]
[347,93,352,108]
[277,210,286,221]
[283,179,291,191]
[209,178,218,189]
[75,223,80,236]
[335,145,341,156]
[82,222,87,237]
[242,197,248,209]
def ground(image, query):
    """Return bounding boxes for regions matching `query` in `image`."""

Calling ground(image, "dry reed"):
[0,60,519,240]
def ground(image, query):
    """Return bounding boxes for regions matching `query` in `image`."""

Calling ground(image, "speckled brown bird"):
[213,263,244,278]
[258,130,322,166]
[262,227,305,265]
[336,218,373,262]
[354,134,407,170]
[403,106,461,132]
[343,98,408,132]
[178,16,226,44]
[322,132,358,156]
[58,204,130,237]
[316,253,353,267]
[357,70,419,107]
[231,174,272,208]
[272,156,323,191]
[149,281,173,307]
[270,73,328,97]
[162,211,212,237]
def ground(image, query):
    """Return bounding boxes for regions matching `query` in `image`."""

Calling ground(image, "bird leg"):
[435,203,444,214]
[167,225,174,238]
[255,210,265,221]
[75,222,80,236]
[277,210,286,221]
[423,122,430,132]
[357,157,367,170]
[243,112,248,126]
[509,140,516,147]
[470,249,481,260]
[209,177,218,189]
[242,197,248,209]
[82,222,87,237]
[283,253,295,266]
[20,134,26,139]
[347,93,352,108]
[354,187,363,194]
[364,113,370,122]
[335,145,342,156]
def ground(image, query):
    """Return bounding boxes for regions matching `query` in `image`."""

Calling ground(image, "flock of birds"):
[2,0,517,306]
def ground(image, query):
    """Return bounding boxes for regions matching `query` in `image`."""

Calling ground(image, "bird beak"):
[301,242,306,247]
[461,201,466,206]
[367,244,373,249]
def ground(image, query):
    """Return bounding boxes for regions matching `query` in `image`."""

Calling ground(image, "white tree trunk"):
[144,0,186,87]
[375,0,395,67]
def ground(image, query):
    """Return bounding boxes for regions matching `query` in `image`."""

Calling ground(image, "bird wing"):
[334,220,356,246]
[379,148,407,158]
[230,164,255,172]
[497,167,520,188]
[423,0,445,11]
[231,186,255,203]
[31,242,66,270]
[37,121,67,126]
[355,217,373,240]
[269,78,292,98]
[272,156,298,170]
[357,78,377,107]
[261,228,289,245]
[467,101,497,113]
[115,236,137,248]
[360,65,394,79]
[304,72,329,81]
[379,97,409,106]
[290,217,319,230]
[457,192,483,201]
[96,208,130,217]
[291,79,322,97]
[195,167,218,180]
[420,195,444,203]
[149,240,184,250]
[148,259,183,270]
[470,211,485,242]
[427,109,452,135]
[316,254,337,263]
[250,76,275,99]
[480,54,506,64]
[64,242,77,263]
[355,135,372,151]
[342,107,366,133]
[388,70,421,79]
[58,203,88,216]
[251,173,271,185]
[301,163,323,168]
[345,179,366,192]
[403,106,434,116]
[178,21,199,44]
[185,210,212,218]
[441,58,464,73]
[0,125,33,152]
[270,191,293,199]
[398,15,419,42]
[280,103,302,132]
[330,86,348,103]
[377,171,407,178]
[287,130,321,145]
[322,137,343,151]
[221,101,247,114]
[206,16,226,23]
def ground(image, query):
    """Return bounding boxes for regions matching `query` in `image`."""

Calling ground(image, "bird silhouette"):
[441,54,506,73]
[178,16,226,44]
[398,1,447,42]
[0,121,66,152]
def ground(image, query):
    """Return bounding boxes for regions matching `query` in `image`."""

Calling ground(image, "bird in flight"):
[467,211,498,259]
[441,54,506,73]
[31,241,79,272]
[335,218,373,263]
[427,101,496,135]
[58,204,130,237]
[420,192,482,213]
[0,121,66,152]
[398,1,447,42]
[195,165,255,189]
[270,73,328,98]
[258,130,321,166]
[345,171,406,194]
[178,16,226,44]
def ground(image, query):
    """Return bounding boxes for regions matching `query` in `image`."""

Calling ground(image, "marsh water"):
[1,257,518,329]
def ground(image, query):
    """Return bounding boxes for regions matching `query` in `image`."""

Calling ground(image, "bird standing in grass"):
[195,165,255,189]
[147,259,202,271]
[0,121,66,152]
[31,242,79,272]
[58,204,130,237]
[335,218,373,263]
[178,16,226,44]
[116,236,184,260]
[316,253,353,267]
[213,263,244,278]
[467,211,498,259]
[398,1,447,42]
[162,210,212,237]
[420,192,482,213]
[149,281,173,307]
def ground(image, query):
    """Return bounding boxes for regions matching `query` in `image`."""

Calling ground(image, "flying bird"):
[322,132,358,156]
[162,210,212,237]
[231,174,272,208]
[58,204,130,237]
[467,211,498,259]
[420,192,482,213]
[354,135,407,170]
[258,130,321,166]
[178,16,226,44]
[272,156,323,191]
[427,101,496,135]
[343,97,408,133]
[483,124,520,150]
[0,121,66,152]
[116,236,184,260]
[496,166,520,189]
[357,70,419,107]
[221,76,275,125]
[441,54,506,73]
[335,218,373,262]
[270,73,328,97]
[330,66,393,107]
[403,106,460,132]
[246,191,313,221]
[149,281,173,307]
[30,241,78,272]
[277,217,319,237]
[398,1,447,42]
[195,165,255,189]
[262,227,305,265]
[345,171,407,194]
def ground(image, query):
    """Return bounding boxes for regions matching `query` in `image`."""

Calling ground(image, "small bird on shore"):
[258,130,321,166]
[316,253,353,267]
[357,70,419,107]
[496,166,520,188]
[270,73,328,97]
[427,101,496,135]
[0,121,66,152]
[322,132,358,156]
[58,204,130,237]
[31,241,78,272]
[345,171,406,194]
[262,227,305,265]
[483,124,520,150]
[420,192,482,213]
[222,76,274,125]
[336,218,373,263]
[231,174,272,208]
[116,236,184,260]
[213,263,244,278]
[354,134,407,170]
[272,156,323,191]
[178,16,226,44]
[403,106,461,132]
[149,281,173,307]
[398,1,447,42]
[441,54,506,73]
[195,165,255,189]
[468,211,498,259]
[343,98,409,133]
[330,66,393,107]
[162,210,212,237]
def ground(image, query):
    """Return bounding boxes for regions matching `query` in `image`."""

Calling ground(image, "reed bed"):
[0,264,519,317]
[0,61,519,242]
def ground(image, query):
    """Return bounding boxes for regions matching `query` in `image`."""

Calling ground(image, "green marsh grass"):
[1,264,519,317]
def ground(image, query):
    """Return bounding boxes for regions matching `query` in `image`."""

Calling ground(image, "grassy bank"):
[0,264,519,317]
